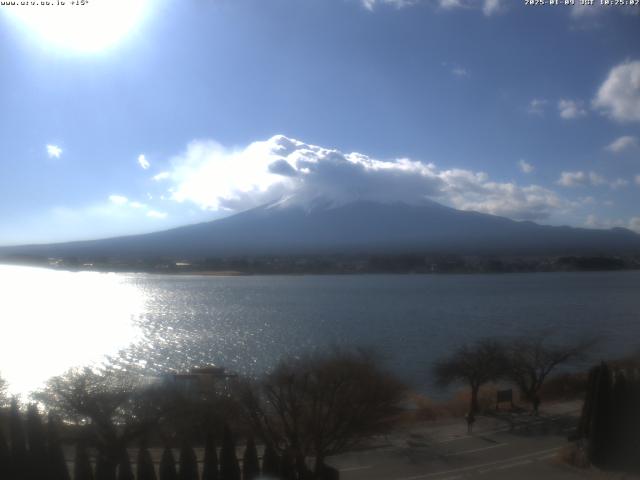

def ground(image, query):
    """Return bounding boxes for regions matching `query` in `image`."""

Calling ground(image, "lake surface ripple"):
[2,265,639,397]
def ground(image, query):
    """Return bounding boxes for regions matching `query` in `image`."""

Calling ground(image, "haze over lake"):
[2,264,639,398]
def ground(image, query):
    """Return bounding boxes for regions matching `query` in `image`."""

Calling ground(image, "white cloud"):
[439,0,504,15]
[557,171,627,189]
[605,135,638,153]
[26,199,177,244]
[558,99,587,119]
[106,195,167,219]
[108,195,152,210]
[527,98,547,115]
[571,3,601,18]
[635,175,640,186]
[518,159,534,174]
[361,0,418,10]
[137,154,150,170]
[438,0,462,7]
[570,3,639,24]
[589,173,607,186]
[451,66,468,77]
[610,178,629,189]
[166,138,291,211]
[584,214,623,230]
[482,0,502,16]
[442,178,564,221]
[161,135,566,222]
[593,60,640,122]
[585,214,640,233]
[442,61,468,78]
[562,171,603,187]
[585,214,604,228]
[361,0,504,15]
[108,195,129,206]
[46,144,63,159]
[153,171,171,181]
[558,171,592,187]
[146,210,167,219]
[579,196,596,206]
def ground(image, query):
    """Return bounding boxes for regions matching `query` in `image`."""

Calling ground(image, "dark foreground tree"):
[240,349,406,478]
[178,442,198,480]
[610,371,632,467]
[137,444,157,480]
[583,362,613,466]
[434,339,507,415]
[159,447,178,480]
[220,425,240,480]
[506,335,593,414]
[26,404,48,478]
[579,361,640,471]
[201,433,218,480]
[261,443,280,477]
[47,414,71,480]
[74,442,94,480]
[95,451,117,480]
[0,427,10,480]
[9,398,28,479]
[117,449,134,480]
[242,437,260,480]
[280,448,296,480]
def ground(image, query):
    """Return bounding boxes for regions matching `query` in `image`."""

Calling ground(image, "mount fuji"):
[2,198,640,260]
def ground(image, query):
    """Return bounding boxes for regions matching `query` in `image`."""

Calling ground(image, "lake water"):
[1,264,639,398]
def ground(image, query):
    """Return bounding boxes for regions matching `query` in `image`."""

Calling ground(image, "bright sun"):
[4,0,149,53]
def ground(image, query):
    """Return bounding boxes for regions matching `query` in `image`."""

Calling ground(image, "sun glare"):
[4,0,149,53]
[0,265,145,397]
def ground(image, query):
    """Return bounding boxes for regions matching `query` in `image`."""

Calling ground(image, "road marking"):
[478,459,532,473]
[340,465,373,472]
[536,453,557,460]
[392,446,564,480]
[443,443,506,457]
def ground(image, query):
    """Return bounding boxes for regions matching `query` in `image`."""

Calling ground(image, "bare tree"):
[434,339,507,415]
[238,349,406,478]
[0,374,7,407]
[33,367,160,476]
[505,334,593,414]
[151,383,239,444]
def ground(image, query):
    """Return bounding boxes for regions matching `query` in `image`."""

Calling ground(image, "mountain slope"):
[2,200,640,259]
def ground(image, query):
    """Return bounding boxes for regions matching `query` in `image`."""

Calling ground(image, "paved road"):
[328,402,589,479]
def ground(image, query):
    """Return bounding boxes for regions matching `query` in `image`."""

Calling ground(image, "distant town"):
[2,252,639,275]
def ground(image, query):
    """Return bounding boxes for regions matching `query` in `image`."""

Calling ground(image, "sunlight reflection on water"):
[0,265,145,397]
[2,265,639,400]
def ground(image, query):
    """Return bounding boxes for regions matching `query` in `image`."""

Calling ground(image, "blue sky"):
[0,0,639,245]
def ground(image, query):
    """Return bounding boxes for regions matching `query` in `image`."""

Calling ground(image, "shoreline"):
[2,260,640,277]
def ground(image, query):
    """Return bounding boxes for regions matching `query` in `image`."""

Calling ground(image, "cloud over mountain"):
[160,135,564,222]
